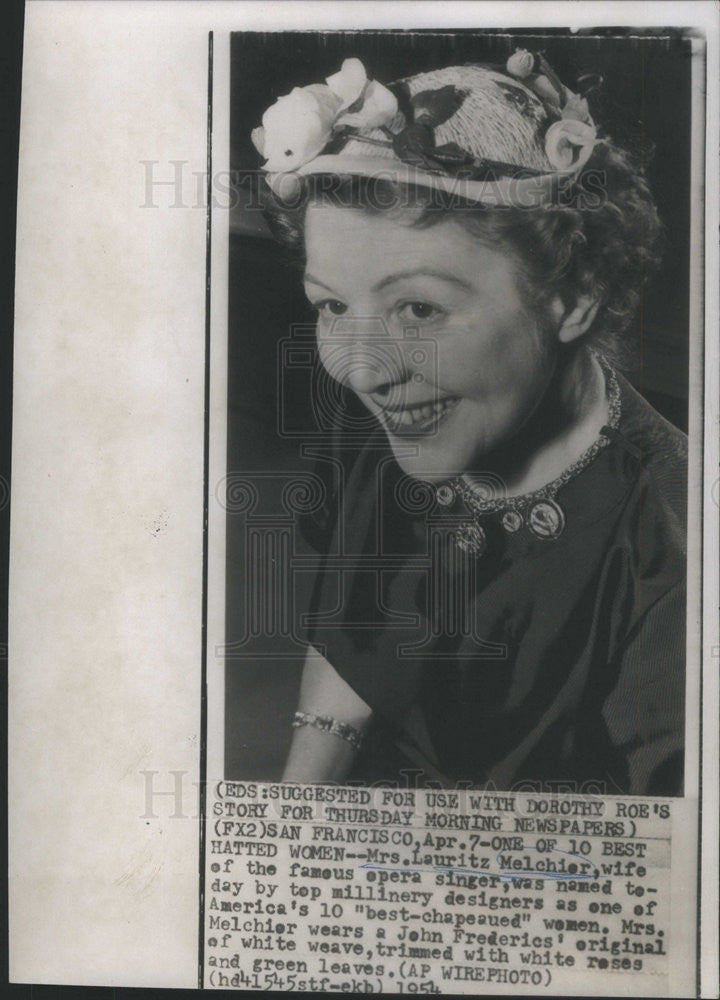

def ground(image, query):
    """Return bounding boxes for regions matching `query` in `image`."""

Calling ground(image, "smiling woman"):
[228,40,689,796]
[300,204,604,487]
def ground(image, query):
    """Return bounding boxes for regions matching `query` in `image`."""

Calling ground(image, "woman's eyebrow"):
[372,269,474,293]
[303,269,474,294]
[303,274,335,292]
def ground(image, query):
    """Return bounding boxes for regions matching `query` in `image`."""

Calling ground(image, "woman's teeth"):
[385,396,459,429]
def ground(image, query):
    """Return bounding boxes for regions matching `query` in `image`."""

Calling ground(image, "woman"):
[250,53,687,794]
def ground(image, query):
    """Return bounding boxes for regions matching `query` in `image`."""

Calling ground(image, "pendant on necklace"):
[435,483,455,507]
[455,521,487,556]
[527,498,565,539]
[501,509,523,533]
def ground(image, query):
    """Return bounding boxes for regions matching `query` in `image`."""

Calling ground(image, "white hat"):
[252,52,598,208]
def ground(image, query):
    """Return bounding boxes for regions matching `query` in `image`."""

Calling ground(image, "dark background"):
[224,30,693,781]
[3,0,22,993]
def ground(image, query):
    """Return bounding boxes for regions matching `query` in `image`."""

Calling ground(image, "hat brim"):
[282,153,569,208]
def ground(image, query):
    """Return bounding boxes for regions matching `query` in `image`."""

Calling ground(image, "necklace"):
[434,361,622,554]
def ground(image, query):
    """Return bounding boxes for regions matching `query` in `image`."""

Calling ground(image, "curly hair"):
[262,140,663,366]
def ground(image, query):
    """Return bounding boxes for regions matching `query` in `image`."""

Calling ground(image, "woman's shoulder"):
[296,421,390,551]
[615,373,688,530]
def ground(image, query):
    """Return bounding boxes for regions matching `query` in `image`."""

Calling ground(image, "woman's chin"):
[385,436,467,483]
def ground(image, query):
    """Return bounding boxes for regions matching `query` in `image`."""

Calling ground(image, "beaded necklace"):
[433,362,622,555]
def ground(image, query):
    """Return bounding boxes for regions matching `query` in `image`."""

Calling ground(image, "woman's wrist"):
[292,710,365,750]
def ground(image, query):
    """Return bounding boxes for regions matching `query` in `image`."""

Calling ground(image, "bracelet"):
[292,711,364,750]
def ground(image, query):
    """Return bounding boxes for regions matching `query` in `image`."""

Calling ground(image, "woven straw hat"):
[254,55,597,206]
[340,64,553,170]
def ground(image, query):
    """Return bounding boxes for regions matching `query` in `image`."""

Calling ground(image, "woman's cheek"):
[435,323,505,392]
[316,334,339,383]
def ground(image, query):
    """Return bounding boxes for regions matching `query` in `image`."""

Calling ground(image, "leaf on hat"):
[390,122,437,167]
[577,73,603,98]
[561,92,591,123]
[387,80,413,125]
[390,125,480,175]
[410,86,468,128]
[493,80,545,124]
[535,54,566,106]
[432,142,475,167]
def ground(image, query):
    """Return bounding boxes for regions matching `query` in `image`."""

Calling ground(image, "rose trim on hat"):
[251,58,398,173]
[504,49,597,171]
[544,119,597,172]
[252,52,598,190]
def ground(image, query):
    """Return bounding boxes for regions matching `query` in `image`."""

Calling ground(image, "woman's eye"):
[399,301,441,321]
[315,299,347,318]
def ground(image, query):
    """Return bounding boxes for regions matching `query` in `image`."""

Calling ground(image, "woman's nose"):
[320,317,408,395]
[345,351,387,394]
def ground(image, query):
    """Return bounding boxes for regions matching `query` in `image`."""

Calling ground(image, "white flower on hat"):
[252,58,398,174]
[326,57,368,110]
[328,57,398,127]
[335,79,398,129]
[252,84,342,173]
[506,49,536,80]
[544,118,597,172]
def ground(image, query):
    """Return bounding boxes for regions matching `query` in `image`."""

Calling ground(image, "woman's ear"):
[553,294,601,344]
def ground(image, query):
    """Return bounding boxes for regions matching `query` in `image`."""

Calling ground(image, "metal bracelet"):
[292,711,364,750]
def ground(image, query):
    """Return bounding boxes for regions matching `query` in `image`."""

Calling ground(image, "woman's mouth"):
[378,396,460,436]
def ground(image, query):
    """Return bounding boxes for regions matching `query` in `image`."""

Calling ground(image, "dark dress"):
[301,372,687,796]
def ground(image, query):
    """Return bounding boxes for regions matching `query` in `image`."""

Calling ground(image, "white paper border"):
[8,1,718,992]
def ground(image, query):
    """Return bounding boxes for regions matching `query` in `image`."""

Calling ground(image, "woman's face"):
[303,202,559,481]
